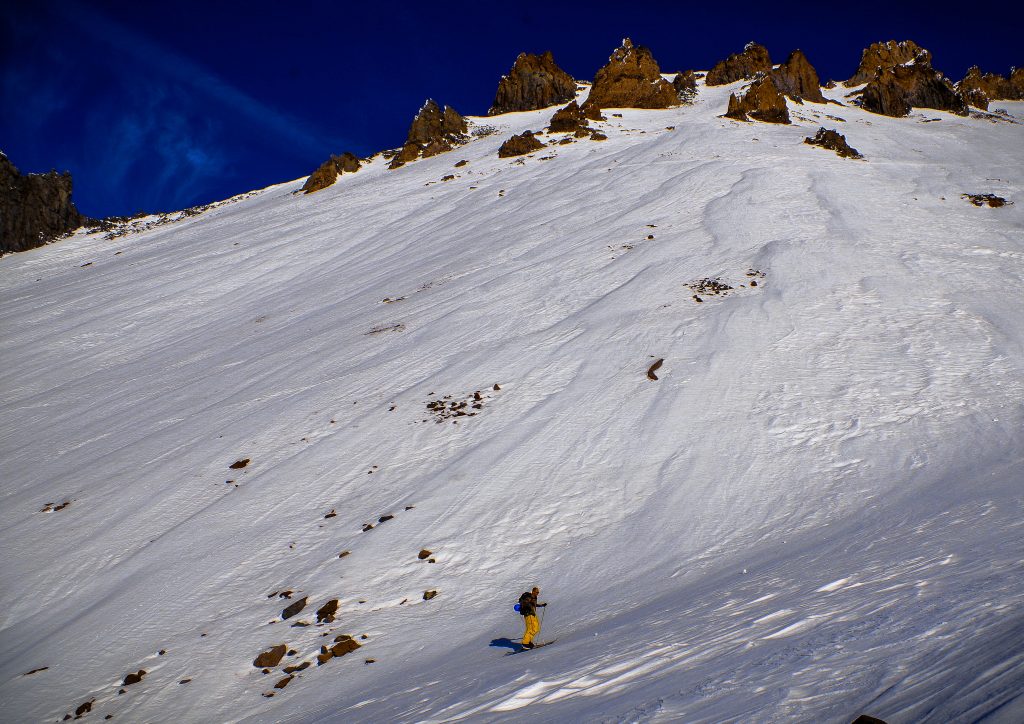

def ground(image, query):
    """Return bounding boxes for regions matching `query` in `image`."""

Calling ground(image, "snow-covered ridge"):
[1,80,1023,723]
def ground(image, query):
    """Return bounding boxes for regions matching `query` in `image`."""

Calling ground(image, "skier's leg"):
[523,614,539,645]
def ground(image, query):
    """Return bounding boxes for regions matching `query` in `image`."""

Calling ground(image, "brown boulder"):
[122,669,147,686]
[281,596,308,620]
[389,100,468,169]
[673,70,698,102]
[274,675,293,689]
[331,638,361,656]
[725,74,791,124]
[582,38,677,112]
[498,131,545,158]
[1,152,87,255]
[488,51,576,115]
[316,598,339,623]
[771,50,825,103]
[253,644,287,668]
[859,56,968,117]
[706,42,772,86]
[804,128,863,159]
[548,100,591,133]
[845,40,930,86]
[301,152,361,194]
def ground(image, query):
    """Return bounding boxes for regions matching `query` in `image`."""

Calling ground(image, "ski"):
[506,640,556,655]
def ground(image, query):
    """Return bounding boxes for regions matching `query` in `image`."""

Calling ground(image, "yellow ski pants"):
[522,614,540,645]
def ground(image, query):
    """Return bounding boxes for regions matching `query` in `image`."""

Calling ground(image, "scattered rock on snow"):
[316,599,339,623]
[962,193,1010,207]
[498,131,545,158]
[274,675,293,689]
[423,590,438,600]
[418,549,432,560]
[804,127,863,158]
[281,597,307,620]
[253,644,287,668]
[122,670,146,686]
[229,458,250,469]
[647,359,664,381]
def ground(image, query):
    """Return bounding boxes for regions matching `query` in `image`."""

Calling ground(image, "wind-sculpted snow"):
[1,80,1022,723]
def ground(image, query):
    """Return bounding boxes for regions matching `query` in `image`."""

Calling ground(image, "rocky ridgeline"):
[709,43,825,124]
[1,152,86,255]
[388,99,468,169]
[956,66,1024,110]
[772,50,825,103]
[582,38,678,113]
[301,152,361,194]
[488,51,576,115]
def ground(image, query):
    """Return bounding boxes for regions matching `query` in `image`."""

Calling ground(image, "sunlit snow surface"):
[2,80,1023,723]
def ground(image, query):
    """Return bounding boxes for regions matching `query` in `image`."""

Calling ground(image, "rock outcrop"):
[845,40,930,86]
[488,51,576,115]
[804,127,863,158]
[673,70,698,102]
[301,152,361,194]
[956,66,1024,108]
[724,74,790,123]
[582,38,677,112]
[1,152,86,255]
[498,131,545,158]
[706,42,772,86]
[771,49,825,102]
[389,100,468,169]
[548,101,595,136]
[859,54,968,117]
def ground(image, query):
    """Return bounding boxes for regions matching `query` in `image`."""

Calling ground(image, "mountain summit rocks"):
[956,66,1024,109]
[488,51,576,115]
[844,40,930,87]
[706,42,773,86]
[582,38,677,112]
[389,100,468,169]
[857,49,968,117]
[1,152,86,254]
[772,50,825,103]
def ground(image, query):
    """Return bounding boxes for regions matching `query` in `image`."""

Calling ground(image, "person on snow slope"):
[518,587,547,649]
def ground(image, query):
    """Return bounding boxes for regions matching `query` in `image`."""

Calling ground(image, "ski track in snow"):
[1,79,1023,724]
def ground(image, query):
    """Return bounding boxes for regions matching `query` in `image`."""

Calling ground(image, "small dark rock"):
[804,127,863,158]
[254,644,288,668]
[282,597,308,620]
[418,549,432,559]
[122,669,146,686]
[423,590,438,601]
[378,514,394,523]
[229,458,250,469]
[274,675,294,689]
[75,701,94,717]
[316,598,339,623]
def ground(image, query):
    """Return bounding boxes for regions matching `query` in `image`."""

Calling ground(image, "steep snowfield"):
[2,80,1023,723]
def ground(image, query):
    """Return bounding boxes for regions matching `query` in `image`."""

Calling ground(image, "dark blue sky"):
[2,0,1021,219]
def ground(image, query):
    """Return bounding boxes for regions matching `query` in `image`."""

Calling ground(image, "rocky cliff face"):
[389,100,468,169]
[673,70,698,103]
[845,40,929,87]
[706,42,772,86]
[772,50,825,103]
[301,152,362,194]
[724,74,791,124]
[859,55,968,117]
[956,66,1024,108]
[1,152,86,254]
[488,51,576,115]
[582,38,677,112]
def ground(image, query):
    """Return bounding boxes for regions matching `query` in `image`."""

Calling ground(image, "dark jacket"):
[519,591,544,616]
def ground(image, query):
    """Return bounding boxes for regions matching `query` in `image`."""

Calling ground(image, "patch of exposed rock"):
[301,152,361,194]
[488,51,576,115]
[389,100,468,169]
[771,50,825,102]
[725,74,790,124]
[548,101,594,135]
[253,644,287,668]
[1,152,87,255]
[858,54,968,117]
[706,42,772,86]
[498,131,545,158]
[956,66,1024,109]
[804,128,863,158]
[673,70,698,102]
[582,38,677,112]
[845,40,930,86]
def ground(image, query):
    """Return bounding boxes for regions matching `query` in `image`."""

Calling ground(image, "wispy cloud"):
[59,1,341,158]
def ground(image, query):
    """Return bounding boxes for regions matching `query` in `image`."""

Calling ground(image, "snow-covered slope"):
[2,80,1023,723]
